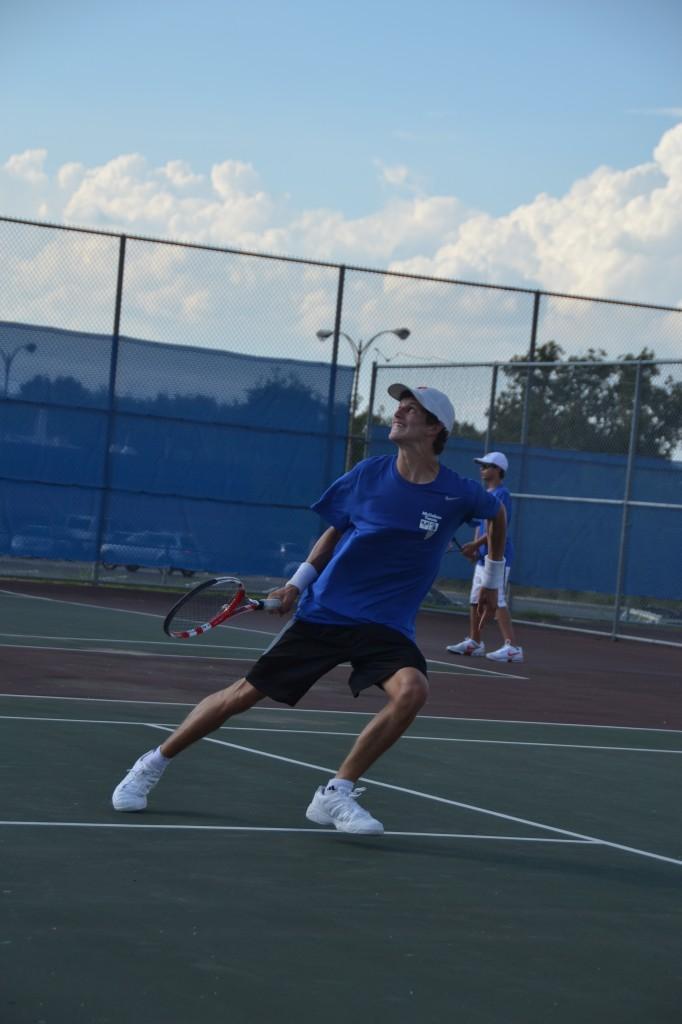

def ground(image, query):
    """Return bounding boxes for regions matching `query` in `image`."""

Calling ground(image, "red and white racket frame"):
[163,577,282,639]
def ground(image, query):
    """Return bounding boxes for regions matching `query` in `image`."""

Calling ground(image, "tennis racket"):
[163,577,282,639]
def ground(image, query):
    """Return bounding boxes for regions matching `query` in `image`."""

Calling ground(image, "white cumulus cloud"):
[379,163,411,187]
[4,148,48,184]
[210,159,261,199]
[389,122,682,310]
[1,123,681,363]
[57,162,86,190]
[159,160,204,188]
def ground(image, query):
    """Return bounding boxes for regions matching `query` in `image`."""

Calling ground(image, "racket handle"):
[259,598,283,610]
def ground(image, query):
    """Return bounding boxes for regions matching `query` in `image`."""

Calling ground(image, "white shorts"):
[469,563,511,608]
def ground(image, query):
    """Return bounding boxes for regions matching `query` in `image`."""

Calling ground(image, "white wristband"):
[286,561,318,593]
[480,556,505,589]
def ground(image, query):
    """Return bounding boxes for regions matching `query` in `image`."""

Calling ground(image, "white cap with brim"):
[473,451,509,472]
[387,383,455,433]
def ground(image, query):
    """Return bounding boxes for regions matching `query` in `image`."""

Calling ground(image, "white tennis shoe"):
[486,643,524,663]
[306,785,384,835]
[446,637,486,656]
[112,750,166,811]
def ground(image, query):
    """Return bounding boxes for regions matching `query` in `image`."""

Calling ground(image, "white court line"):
[0,642,268,662]
[210,725,682,755]
[0,632,264,653]
[0,590,526,678]
[1,588,533,664]
[0,714,175,728]
[145,725,682,868]
[2,716,681,756]
[0,821,596,841]
[0,710,678,863]
[0,638,523,678]
[1,691,681,735]
[427,656,528,680]
[0,588,287,637]
[0,588,163,621]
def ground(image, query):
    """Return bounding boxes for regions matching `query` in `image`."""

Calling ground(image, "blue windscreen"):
[368,428,682,600]
[0,321,353,577]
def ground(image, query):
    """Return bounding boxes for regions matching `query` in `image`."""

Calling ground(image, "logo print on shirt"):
[419,511,441,540]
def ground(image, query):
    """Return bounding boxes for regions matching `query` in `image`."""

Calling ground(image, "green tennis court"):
[1,582,681,1023]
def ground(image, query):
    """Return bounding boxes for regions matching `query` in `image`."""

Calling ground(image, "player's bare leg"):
[494,606,517,647]
[486,608,524,662]
[305,668,428,834]
[469,603,482,642]
[446,605,486,656]
[334,668,428,782]
[160,679,266,758]
[112,679,265,811]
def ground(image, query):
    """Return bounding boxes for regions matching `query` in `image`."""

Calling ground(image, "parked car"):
[100,531,200,576]
[10,524,57,558]
[618,606,663,625]
[65,514,96,539]
[63,514,97,559]
[0,526,11,555]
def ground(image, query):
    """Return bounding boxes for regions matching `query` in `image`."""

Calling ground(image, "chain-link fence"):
[365,358,682,645]
[1,215,681,644]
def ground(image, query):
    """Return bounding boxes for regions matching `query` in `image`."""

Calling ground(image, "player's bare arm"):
[486,503,506,561]
[268,526,344,613]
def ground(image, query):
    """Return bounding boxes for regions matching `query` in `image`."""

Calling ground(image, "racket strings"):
[170,582,244,633]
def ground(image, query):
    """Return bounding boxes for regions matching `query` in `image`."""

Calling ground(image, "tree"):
[491,343,682,458]
[18,374,106,407]
[238,370,331,428]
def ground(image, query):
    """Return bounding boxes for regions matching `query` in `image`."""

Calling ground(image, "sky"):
[1,0,682,366]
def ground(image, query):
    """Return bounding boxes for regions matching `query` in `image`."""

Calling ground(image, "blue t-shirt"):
[296,455,500,641]
[473,485,514,566]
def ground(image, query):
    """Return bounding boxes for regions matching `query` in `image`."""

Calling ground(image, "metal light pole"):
[1,342,37,398]
[316,327,410,468]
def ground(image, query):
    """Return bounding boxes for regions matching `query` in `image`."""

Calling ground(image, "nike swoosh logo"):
[445,496,462,502]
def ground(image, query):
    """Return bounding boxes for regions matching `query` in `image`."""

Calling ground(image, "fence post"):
[519,291,541,452]
[322,264,345,491]
[92,233,126,584]
[484,363,499,452]
[510,291,542,616]
[363,360,379,460]
[612,361,642,639]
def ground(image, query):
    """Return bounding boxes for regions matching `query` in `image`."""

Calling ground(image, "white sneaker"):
[306,785,384,835]
[486,643,524,663]
[446,637,486,656]
[112,750,166,811]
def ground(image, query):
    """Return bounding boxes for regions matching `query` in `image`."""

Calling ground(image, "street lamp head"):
[1,341,38,398]
[316,330,334,341]
[393,328,410,341]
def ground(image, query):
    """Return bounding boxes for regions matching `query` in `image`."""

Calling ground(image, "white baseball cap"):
[387,383,455,433]
[473,451,509,472]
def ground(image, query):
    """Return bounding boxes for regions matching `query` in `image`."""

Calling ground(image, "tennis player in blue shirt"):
[446,451,523,663]
[112,384,507,834]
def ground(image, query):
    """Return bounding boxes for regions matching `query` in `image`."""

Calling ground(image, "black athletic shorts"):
[246,618,428,707]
